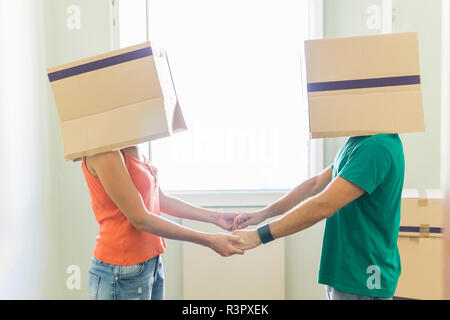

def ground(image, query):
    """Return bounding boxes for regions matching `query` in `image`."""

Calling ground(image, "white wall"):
[0,0,50,299]
[0,0,114,299]
[393,0,442,189]
[42,0,114,299]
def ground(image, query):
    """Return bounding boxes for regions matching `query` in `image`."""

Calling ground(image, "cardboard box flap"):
[308,86,424,138]
[304,33,421,83]
[172,102,187,133]
[155,48,187,134]
[61,98,169,160]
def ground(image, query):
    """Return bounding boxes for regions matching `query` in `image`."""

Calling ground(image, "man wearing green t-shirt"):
[233,134,405,299]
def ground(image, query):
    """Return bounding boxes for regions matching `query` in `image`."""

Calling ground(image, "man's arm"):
[234,166,333,229]
[159,191,237,231]
[233,176,365,249]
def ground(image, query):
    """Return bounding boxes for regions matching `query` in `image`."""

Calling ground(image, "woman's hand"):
[213,212,239,232]
[205,233,245,257]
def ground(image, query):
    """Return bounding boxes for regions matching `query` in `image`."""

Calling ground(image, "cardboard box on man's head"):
[47,42,187,161]
[303,32,425,139]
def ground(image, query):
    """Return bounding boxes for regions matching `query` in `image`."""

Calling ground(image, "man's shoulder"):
[347,135,403,163]
[357,135,404,167]
[358,134,402,150]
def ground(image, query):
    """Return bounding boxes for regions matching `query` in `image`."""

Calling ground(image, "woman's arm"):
[87,151,243,257]
[159,191,236,231]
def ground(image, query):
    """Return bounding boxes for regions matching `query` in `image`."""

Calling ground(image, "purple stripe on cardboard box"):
[48,47,153,82]
[307,75,421,93]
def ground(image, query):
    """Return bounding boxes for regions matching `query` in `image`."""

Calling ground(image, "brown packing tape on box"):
[304,33,425,139]
[47,42,187,161]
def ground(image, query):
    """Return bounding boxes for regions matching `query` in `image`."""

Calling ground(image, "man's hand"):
[206,233,245,257]
[232,211,266,230]
[232,230,261,250]
[214,212,239,232]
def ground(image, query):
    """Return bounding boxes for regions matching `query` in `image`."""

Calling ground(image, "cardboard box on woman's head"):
[303,32,425,139]
[47,42,187,161]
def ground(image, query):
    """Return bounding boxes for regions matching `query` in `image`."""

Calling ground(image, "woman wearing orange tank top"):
[83,145,243,300]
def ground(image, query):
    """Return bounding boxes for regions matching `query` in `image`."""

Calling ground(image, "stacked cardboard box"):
[395,189,444,300]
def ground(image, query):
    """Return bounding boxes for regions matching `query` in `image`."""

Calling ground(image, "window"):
[121,0,311,191]
[116,0,149,156]
[117,0,147,48]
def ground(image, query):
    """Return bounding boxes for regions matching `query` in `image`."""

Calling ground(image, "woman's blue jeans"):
[88,255,165,300]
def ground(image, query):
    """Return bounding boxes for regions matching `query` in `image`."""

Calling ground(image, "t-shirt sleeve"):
[338,140,391,195]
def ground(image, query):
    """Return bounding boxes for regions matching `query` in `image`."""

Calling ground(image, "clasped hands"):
[209,211,265,257]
